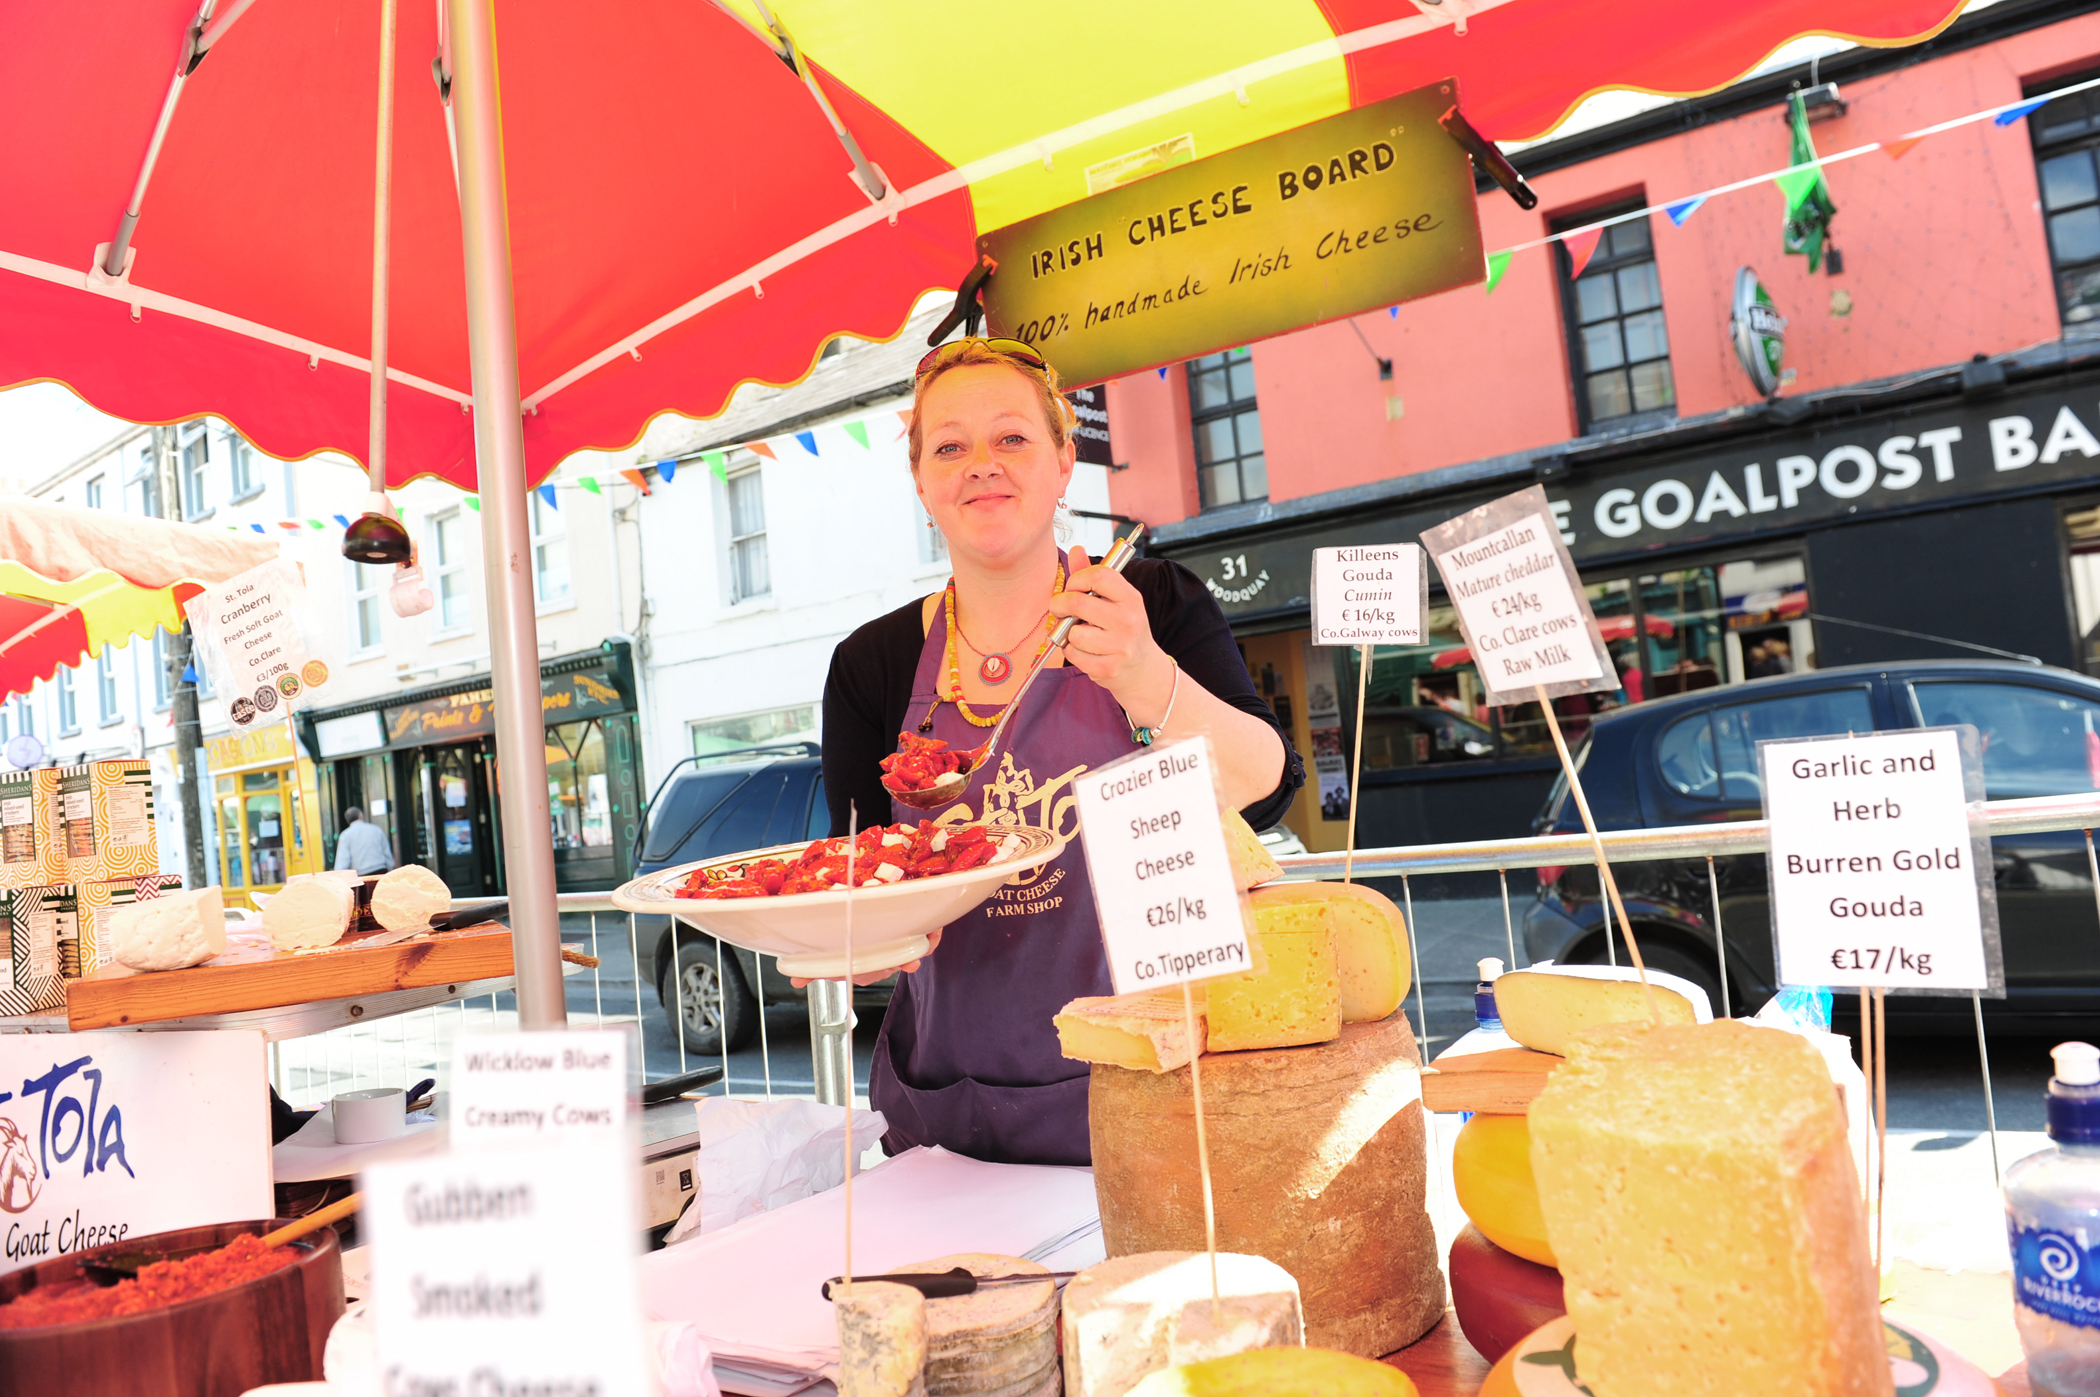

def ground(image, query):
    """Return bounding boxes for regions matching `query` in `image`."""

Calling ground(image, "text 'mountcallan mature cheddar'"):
[1494,964,1708,1057]
[1203,902,1339,1053]
[1528,1020,1889,1397]
[1247,881,1408,1021]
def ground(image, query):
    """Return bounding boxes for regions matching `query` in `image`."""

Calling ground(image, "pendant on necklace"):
[979,653,1012,685]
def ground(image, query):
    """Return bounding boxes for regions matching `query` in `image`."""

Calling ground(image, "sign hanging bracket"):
[927,255,997,346]
[1438,104,1537,210]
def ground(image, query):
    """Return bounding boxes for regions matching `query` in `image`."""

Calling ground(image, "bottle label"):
[2010,1223,2100,1329]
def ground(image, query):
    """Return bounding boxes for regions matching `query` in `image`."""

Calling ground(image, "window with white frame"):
[152,628,172,709]
[15,695,32,738]
[96,645,119,723]
[530,491,572,605]
[916,494,948,565]
[431,510,470,630]
[349,561,385,653]
[86,475,104,510]
[727,468,769,602]
[229,432,260,498]
[56,668,77,734]
[178,425,210,519]
[130,443,160,517]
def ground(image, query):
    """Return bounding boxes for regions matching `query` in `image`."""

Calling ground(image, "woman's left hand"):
[1050,544,1176,725]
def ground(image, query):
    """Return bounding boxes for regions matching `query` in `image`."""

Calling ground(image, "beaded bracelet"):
[1129,661,1181,746]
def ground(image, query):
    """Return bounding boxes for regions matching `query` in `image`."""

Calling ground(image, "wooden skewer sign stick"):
[1535,684,1662,1025]
[1873,985,1889,1279]
[1343,643,1372,886]
[1182,979,1221,1321]
[841,803,859,1302]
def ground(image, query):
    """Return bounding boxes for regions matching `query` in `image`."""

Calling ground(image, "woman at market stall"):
[820,337,1304,1166]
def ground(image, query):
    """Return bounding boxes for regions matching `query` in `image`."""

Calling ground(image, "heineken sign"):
[978,82,1485,388]
[1730,267,1788,398]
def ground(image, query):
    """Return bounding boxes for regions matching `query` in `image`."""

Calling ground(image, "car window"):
[639,770,744,863]
[760,768,819,847]
[1908,681,2100,798]
[688,769,794,858]
[1711,687,1877,800]
[807,775,830,840]
[1657,713,1719,797]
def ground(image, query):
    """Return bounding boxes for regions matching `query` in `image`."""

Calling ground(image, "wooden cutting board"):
[66,922,516,1029]
[1419,1046,1563,1115]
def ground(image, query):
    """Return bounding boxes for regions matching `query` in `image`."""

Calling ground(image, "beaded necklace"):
[935,560,1066,729]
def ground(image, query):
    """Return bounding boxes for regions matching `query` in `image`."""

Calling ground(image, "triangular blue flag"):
[657,458,677,482]
[333,514,351,527]
[537,484,558,508]
[795,431,818,456]
[251,523,266,533]
[1388,305,1398,319]
[1664,194,1707,226]
[182,665,198,683]
[1995,97,2050,127]
[1157,366,1168,380]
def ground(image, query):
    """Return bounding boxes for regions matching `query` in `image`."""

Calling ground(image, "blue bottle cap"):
[2047,1042,2100,1145]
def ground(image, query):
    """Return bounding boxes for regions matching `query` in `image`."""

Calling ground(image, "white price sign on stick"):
[1310,545,1425,645]
[1075,736,1255,995]
[1419,484,1617,705]
[449,1030,630,1152]
[181,558,332,729]
[1762,726,2003,993]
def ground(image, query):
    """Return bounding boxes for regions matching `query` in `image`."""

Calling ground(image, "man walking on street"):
[334,807,395,875]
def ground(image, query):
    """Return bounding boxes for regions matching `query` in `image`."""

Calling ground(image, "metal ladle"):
[888,525,1146,811]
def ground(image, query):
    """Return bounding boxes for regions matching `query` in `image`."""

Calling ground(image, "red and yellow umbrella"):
[1,0,1964,491]
[0,498,278,701]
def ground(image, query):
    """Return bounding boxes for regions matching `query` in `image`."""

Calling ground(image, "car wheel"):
[661,938,758,1055]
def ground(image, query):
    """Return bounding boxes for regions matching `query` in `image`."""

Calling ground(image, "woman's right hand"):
[790,926,942,989]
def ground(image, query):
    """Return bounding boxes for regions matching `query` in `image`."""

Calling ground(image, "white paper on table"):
[638,1146,1099,1384]
[664,1097,888,1244]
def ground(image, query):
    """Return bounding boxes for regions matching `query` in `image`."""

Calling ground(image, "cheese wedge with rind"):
[1221,809,1281,890]
[1126,1348,1418,1397]
[1061,1251,1301,1397]
[1056,991,1202,1073]
[1495,963,1708,1056]
[1249,881,1408,1020]
[835,1280,929,1397]
[370,863,451,934]
[1203,903,1339,1053]
[1528,1020,1888,1397]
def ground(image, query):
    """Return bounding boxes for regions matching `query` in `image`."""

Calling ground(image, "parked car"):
[1522,660,2100,1031]
[633,743,1313,1050]
[631,744,892,1053]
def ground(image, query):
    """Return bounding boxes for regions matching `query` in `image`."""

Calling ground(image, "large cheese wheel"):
[1126,1348,1418,1397]
[1089,1014,1443,1358]
[1450,1113,1555,1266]
[1248,882,1409,1020]
[1447,1225,1565,1366]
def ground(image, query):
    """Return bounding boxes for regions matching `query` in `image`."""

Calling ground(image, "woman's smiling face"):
[914,363,1074,567]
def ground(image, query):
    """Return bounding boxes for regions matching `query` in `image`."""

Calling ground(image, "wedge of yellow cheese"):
[1127,1347,1418,1397]
[1495,965,1706,1056]
[1222,809,1282,891]
[1203,903,1340,1053]
[1249,882,1408,1022]
[1528,1021,1887,1397]
[1450,1113,1555,1267]
[1056,991,1204,1073]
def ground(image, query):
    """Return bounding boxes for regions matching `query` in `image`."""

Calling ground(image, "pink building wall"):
[1106,15,2100,526]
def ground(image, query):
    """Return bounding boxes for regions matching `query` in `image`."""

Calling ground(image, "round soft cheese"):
[1447,1224,1565,1366]
[370,863,452,934]
[262,873,356,950]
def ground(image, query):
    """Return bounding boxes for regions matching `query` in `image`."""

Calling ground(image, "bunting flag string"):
[1476,73,2100,292]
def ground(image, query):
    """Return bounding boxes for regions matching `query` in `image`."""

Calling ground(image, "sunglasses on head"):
[915,337,1048,379]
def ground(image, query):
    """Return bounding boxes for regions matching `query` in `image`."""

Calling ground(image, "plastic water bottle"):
[1438,958,1517,1060]
[2006,1041,2100,1396]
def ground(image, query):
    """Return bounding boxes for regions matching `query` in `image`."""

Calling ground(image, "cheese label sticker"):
[1420,483,1617,706]
[102,778,150,848]
[1074,736,1255,994]
[1310,544,1425,646]
[1761,726,2000,993]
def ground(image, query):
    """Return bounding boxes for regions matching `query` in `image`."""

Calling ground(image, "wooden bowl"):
[0,1218,344,1397]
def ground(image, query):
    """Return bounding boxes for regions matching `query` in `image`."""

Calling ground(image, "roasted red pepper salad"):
[673,821,1023,899]
[879,730,968,794]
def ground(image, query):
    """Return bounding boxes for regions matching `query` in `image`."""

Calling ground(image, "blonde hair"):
[908,340,1077,467]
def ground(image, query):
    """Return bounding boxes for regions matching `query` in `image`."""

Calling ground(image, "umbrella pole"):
[447,0,566,1030]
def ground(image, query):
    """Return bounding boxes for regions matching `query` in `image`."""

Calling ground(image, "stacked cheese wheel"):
[895,1255,1059,1397]
[1059,811,1443,1361]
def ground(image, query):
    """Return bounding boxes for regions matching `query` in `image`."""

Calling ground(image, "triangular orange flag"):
[619,469,651,495]
[1882,135,1926,160]
[1562,227,1605,280]
[747,441,778,460]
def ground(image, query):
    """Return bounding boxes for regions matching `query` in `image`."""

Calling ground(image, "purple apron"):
[869,603,1133,1165]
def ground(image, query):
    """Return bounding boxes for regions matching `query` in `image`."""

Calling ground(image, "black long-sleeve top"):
[822,557,1304,836]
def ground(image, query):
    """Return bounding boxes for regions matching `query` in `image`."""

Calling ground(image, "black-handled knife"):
[821,1268,1075,1301]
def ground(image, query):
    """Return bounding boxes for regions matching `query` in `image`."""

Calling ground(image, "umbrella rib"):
[0,579,129,661]
[0,249,473,408]
[520,2,1506,409]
